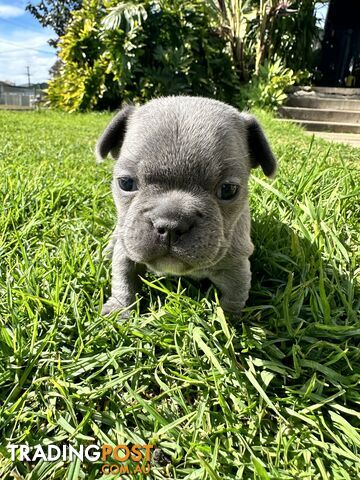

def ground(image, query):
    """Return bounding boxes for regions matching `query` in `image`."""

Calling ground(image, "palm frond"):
[101,1,148,31]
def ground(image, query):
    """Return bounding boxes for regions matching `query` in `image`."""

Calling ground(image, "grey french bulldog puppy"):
[96,96,277,316]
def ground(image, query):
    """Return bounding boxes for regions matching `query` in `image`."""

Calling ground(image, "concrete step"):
[278,118,360,134]
[312,86,360,97]
[280,106,360,124]
[286,95,360,111]
[292,86,360,98]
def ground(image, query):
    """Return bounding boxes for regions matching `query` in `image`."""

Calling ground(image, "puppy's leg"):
[209,256,251,315]
[102,238,143,316]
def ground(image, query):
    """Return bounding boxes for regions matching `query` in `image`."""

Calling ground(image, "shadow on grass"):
[135,212,360,410]
[137,213,358,328]
[249,214,358,323]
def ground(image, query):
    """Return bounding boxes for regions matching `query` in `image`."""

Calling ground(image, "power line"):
[0,47,55,55]
[0,16,50,34]
[0,47,36,55]
[0,39,54,55]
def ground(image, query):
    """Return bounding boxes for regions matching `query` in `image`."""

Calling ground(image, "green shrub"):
[241,57,310,111]
[47,0,240,111]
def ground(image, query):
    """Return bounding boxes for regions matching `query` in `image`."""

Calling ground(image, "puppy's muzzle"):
[152,218,195,247]
[147,208,196,247]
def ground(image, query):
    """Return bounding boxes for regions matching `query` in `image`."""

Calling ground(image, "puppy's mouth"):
[146,255,192,275]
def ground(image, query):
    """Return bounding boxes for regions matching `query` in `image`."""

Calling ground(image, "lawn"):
[0,109,359,480]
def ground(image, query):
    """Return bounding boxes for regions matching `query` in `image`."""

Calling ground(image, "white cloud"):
[0,31,56,84]
[0,5,24,18]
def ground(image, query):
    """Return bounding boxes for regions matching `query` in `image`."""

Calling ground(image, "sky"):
[315,2,329,28]
[0,1,329,87]
[0,0,56,85]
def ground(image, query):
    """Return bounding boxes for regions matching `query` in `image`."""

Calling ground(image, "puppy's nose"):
[152,217,194,244]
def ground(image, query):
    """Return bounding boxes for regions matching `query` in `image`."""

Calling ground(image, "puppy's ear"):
[242,113,277,177]
[95,105,134,163]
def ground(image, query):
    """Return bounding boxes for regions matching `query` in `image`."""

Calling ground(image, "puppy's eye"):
[217,183,239,201]
[118,176,138,192]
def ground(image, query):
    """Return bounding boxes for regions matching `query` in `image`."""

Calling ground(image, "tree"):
[26,0,83,46]
[49,59,63,78]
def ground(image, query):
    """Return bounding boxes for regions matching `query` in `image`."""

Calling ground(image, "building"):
[0,81,47,109]
[318,0,360,87]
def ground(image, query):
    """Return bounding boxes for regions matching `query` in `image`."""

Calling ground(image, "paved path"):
[308,131,360,148]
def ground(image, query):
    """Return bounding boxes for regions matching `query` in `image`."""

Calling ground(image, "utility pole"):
[26,66,31,87]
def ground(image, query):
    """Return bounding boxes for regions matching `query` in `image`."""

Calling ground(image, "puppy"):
[96,96,277,316]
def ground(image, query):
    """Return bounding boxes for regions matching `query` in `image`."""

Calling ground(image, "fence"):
[0,91,35,108]
[0,84,46,109]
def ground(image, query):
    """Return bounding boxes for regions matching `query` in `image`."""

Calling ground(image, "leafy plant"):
[210,0,257,81]
[45,0,321,111]
[211,0,320,80]
[241,57,309,110]
[47,0,240,111]
[265,0,320,72]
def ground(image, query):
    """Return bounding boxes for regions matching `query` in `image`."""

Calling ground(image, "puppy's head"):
[96,97,277,275]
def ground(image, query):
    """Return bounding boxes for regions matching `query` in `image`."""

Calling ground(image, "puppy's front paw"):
[220,298,245,319]
[101,297,124,316]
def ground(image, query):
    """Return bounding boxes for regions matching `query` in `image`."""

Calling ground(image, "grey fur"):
[96,96,277,316]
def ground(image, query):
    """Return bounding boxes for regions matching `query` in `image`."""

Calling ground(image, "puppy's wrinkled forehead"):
[96,96,277,180]
[119,99,247,188]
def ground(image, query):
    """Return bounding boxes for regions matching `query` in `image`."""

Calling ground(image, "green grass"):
[0,109,359,480]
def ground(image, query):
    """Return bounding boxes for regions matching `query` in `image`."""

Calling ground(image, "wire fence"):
[0,92,35,108]
[0,86,46,109]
